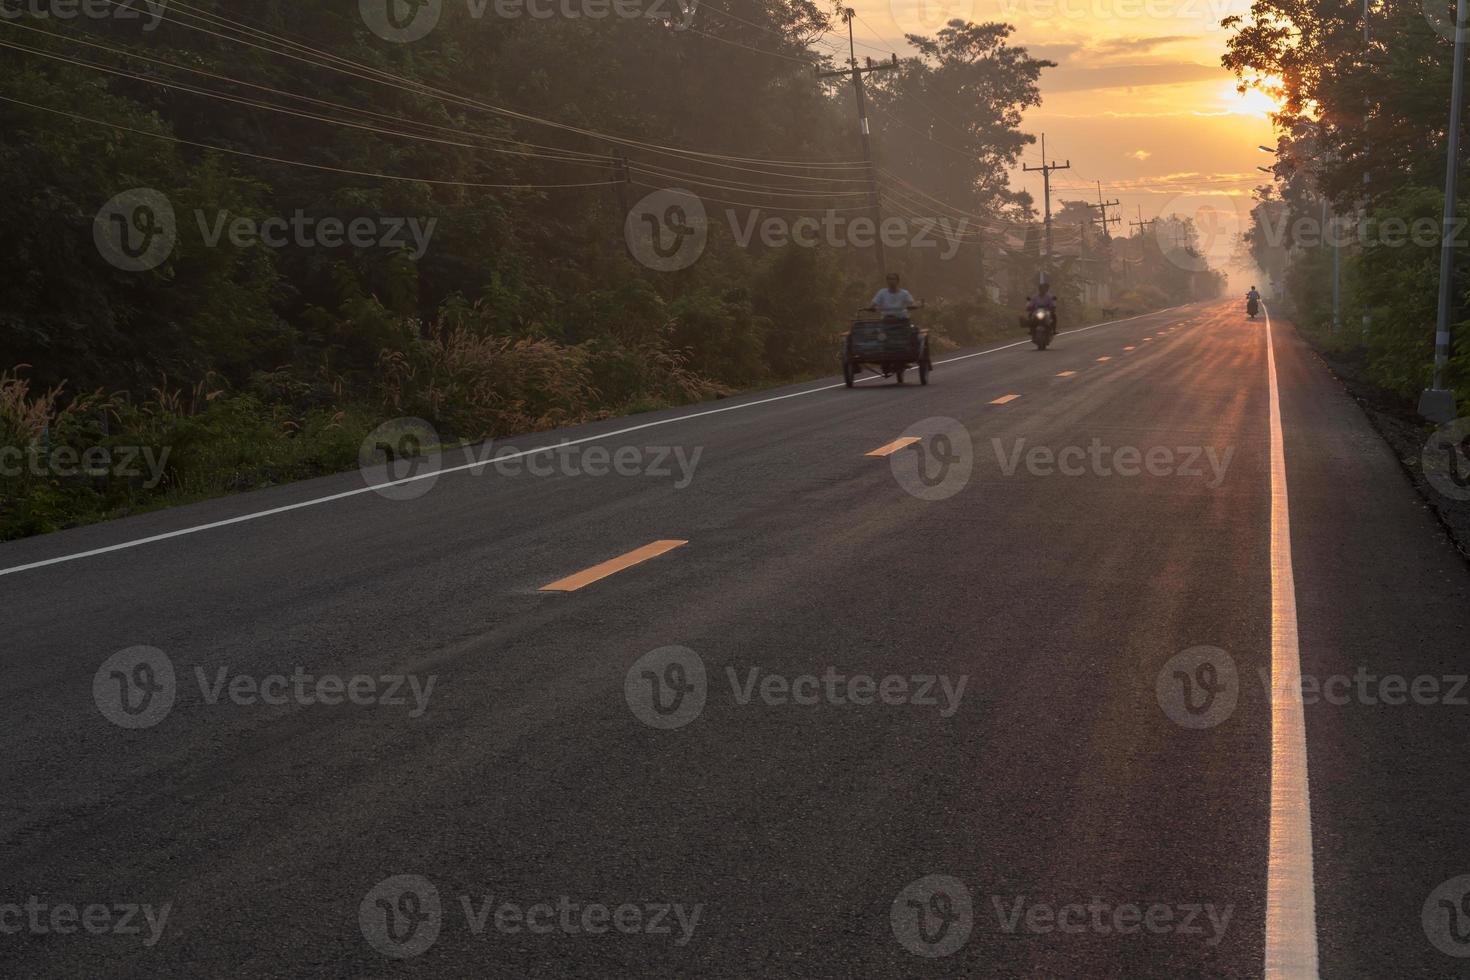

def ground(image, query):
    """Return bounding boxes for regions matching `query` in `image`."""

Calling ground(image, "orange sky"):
[844,0,1276,280]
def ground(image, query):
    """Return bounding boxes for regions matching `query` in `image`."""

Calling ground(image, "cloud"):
[1013,33,1203,68]
[1042,62,1227,92]
[1094,35,1195,55]
[1128,149,1152,160]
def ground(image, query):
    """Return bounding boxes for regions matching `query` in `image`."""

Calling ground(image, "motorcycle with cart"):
[841,312,932,387]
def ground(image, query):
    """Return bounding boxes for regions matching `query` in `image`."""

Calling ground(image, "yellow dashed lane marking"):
[540,540,688,592]
[866,437,921,457]
[1056,371,1077,377]
[990,394,1021,404]
[1096,356,1112,362]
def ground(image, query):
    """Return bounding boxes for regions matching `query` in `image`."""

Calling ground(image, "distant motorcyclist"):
[1246,286,1261,318]
[1026,279,1058,318]
[1021,276,1059,349]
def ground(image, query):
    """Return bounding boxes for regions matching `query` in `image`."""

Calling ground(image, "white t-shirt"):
[871,287,915,318]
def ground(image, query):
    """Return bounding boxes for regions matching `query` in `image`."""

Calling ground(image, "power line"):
[0,93,622,190]
[133,0,869,172]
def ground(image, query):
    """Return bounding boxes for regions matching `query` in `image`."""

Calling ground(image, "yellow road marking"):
[1123,346,1136,351]
[1142,337,1154,342]
[539,540,688,592]
[1096,356,1112,362]
[1262,307,1319,977]
[990,394,1021,404]
[1056,371,1076,377]
[866,436,921,457]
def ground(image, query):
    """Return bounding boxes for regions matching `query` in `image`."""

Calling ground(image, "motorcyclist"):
[1246,286,1261,317]
[863,273,923,376]
[1023,278,1058,330]
[866,273,922,322]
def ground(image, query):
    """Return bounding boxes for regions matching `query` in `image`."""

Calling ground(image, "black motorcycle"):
[1024,306,1057,350]
[1247,296,1260,319]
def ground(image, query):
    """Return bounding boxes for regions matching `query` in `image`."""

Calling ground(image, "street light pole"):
[1421,0,1466,422]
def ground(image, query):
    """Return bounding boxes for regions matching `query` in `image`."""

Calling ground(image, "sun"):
[1222,76,1285,118]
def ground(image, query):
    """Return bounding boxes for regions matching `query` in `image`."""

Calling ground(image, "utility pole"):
[1362,0,1372,340]
[1129,206,1156,238]
[1421,0,1465,421]
[1023,134,1070,264]
[1088,181,1120,239]
[1129,207,1156,287]
[819,9,897,275]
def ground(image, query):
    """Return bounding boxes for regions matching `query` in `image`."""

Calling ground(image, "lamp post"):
[1420,0,1466,422]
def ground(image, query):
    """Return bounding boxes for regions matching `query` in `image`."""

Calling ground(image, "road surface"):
[3,302,1468,978]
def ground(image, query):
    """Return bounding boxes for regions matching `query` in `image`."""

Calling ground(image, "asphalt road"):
[2,302,1468,978]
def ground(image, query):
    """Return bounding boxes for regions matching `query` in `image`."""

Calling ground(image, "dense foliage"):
[1224,0,1470,402]
[0,0,1212,536]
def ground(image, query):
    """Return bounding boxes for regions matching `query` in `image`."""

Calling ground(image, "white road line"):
[0,306,1183,578]
[1262,304,1320,978]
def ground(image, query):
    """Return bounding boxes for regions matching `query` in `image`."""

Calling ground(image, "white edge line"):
[1261,302,1320,978]
[0,305,1185,578]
